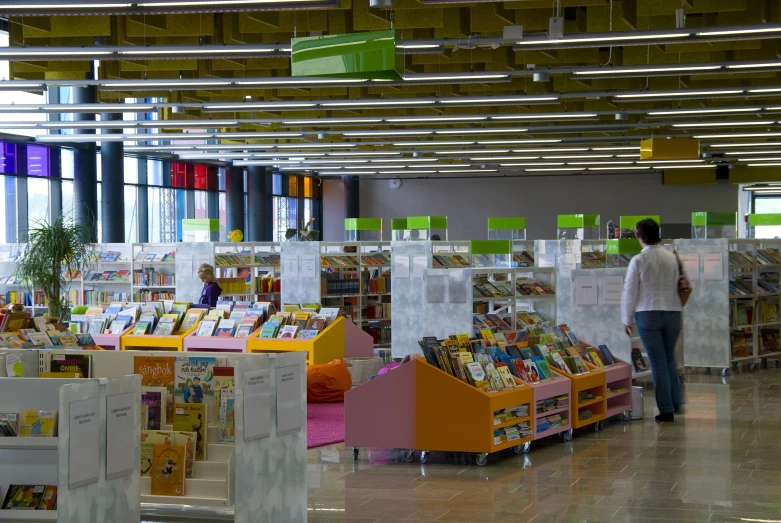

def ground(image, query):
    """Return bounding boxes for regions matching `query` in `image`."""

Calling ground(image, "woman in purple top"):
[197,264,222,307]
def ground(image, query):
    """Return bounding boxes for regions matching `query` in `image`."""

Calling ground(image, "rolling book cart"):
[182,328,262,353]
[527,374,574,445]
[91,326,133,351]
[247,316,345,365]
[601,358,633,424]
[345,358,534,466]
[551,365,607,432]
[119,326,198,352]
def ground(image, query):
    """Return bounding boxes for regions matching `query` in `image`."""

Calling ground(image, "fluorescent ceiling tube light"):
[523,167,583,172]
[343,131,433,137]
[500,162,565,167]
[512,147,587,152]
[283,119,383,125]
[748,88,781,93]
[2,3,131,8]
[748,163,781,167]
[236,78,365,85]
[440,96,558,104]
[274,143,357,149]
[138,0,323,5]
[736,157,781,162]
[404,74,508,81]
[673,121,774,128]
[109,80,233,87]
[697,27,781,36]
[590,146,641,150]
[541,154,613,159]
[204,103,317,110]
[435,128,528,135]
[376,170,437,175]
[369,158,438,163]
[478,139,561,145]
[318,171,376,175]
[567,161,635,165]
[573,65,720,75]
[469,156,539,161]
[648,107,759,116]
[437,169,498,173]
[695,132,781,139]
[321,100,430,107]
[517,34,685,45]
[587,166,652,171]
[724,150,781,155]
[326,151,401,156]
[728,62,781,69]
[709,142,781,148]
[393,141,474,147]
[637,159,704,163]
[435,149,510,155]
[654,164,715,169]
[396,44,442,49]
[387,116,488,123]
[615,89,744,99]
[491,113,597,120]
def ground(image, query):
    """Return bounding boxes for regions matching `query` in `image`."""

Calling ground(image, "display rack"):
[247,316,345,364]
[528,374,573,444]
[346,358,534,466]
[131,244,176,302]
[213,242,281,308]
[558,214,600,241]
[602,359,633,422]
[182,327,262,353]
[728,238,781,373]
[119,325,197,352]
[82,243,133,307]
[552,365,607,432]
[92,326,133,351]
[0,243,48,312]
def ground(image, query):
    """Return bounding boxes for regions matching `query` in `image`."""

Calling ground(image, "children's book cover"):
[173,431,196,478]
[140,430,174,477]
[141,387,167,430]
[173,403,208,460]
[2,485,45,510]
[174,356,219,417]
[135,356,175,421]
[19,410,57,437]
[213,368,234,426]
[218,391,235,443]
[150,444,186,496]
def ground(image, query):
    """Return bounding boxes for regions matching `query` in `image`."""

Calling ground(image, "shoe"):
[655,413,674,422]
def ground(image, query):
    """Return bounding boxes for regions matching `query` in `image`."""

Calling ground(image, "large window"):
[754,197,781,238]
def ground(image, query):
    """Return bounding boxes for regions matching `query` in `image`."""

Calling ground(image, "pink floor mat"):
[307,402,345,448]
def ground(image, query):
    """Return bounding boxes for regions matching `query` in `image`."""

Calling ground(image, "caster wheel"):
[402,449,415,463]
[475,453,488,467]
[750,363,757,373]
[722,368,729,377]
[622,411,632,422]
[593,421,601,432]
[564,428,573,442]
[761,359,768,370]
[776,360,780,368]
[353,447,359,460]
[419,451,428,465]
[513,441,531,454]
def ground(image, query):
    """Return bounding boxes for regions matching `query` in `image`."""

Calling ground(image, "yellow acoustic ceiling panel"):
[640,138,700,160]
[730,166,781,184]
[662,168,717,185]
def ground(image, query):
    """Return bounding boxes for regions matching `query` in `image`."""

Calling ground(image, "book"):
[597,345,617,365]
[135,356,175,422]
[298,329,319,340]
[631,349,648,372]
[2,485,45,510]
[174,356,219,409]
[140,430,174,477]
[277,325,299,339]
[214,319,237,338]
[259,322,280,338]
[179,311,204,333]
[88,318,106,335]
[27,332,52,346]
[141,388,167,431]
[213,367,234,429]
[133,322,150,335]
[19,410,57,437]
[218,390,235,443]
[234,324,254,338]
[37,486,57,510]
[49,353,91,378]
[173,403,208,460]
[196,319,217,337]
[150,444,186,496]
[0,412,19,436]
[153,322,176,336]
[172,431,196,478]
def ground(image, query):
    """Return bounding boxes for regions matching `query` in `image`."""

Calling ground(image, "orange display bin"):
[246,316,345,365]
[346,358,534,466]
[551,364,607,431]
[119,325,197,352]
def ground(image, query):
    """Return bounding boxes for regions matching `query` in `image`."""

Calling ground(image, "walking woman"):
[621,219,690,422]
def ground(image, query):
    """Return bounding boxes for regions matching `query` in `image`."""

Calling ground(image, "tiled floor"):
[307,367,781,522]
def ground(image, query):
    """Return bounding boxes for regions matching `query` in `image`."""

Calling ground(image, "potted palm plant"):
[15,216,95,321]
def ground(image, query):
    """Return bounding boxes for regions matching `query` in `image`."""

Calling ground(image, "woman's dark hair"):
[635,218,661,245]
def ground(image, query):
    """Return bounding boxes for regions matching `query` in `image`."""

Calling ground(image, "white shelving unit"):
[212,242,281,307]
[131,243,176,302]
[82,243,133,307]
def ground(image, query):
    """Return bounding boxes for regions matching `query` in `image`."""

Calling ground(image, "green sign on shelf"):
[391,218,407,231]
[557,214,600,229]
[182,218,219,231]
[606,239,642,256]
[407,216,448,230]
[487,217,526,230]
[619,215,661,229]
[692,212,737,227]
[344,218,382,231]
[748,213,781,227]
[470,240,512,255]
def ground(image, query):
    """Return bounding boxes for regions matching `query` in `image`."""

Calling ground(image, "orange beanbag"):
[306,359,352,403]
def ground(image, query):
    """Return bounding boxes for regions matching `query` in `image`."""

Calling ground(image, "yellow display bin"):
[246,316,345,365]
[119,326,198,352]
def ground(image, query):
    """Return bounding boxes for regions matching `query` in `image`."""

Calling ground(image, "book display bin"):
[247,316,345,364]
[602,359,633,423]
[528,374,573,445]
[0,374,141,523]
[182,328,263,353]
[91,326,133,351]
[119,325,198,352]
[0,349,306,523]
[552,364,607,432]
[345,358,534,466]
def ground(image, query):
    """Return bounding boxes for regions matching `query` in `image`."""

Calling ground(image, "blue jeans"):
[635,311,682,415]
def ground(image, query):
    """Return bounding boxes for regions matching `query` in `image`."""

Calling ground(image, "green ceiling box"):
[291,30,402,80]
[748,214,781,227]
[344,218,382,231]
[619,215,661,230]
[469,240,512,255]
[557,214,599,228]
[391,218,407,230]
[487,217,526,230]
[182,218,219,242]
[692,212,736,227]
[407,216,447,229]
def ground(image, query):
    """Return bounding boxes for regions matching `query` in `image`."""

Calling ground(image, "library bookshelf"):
[119,325,198,352]
[552,365,607,432]
[247,316,345,365]
[345,358,534,466]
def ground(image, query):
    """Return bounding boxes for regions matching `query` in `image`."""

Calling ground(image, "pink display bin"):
[343,319,375,358]
[182,328,260,353]
[92,326,133,350]
[527,374,573,443]
[601,359,633,419]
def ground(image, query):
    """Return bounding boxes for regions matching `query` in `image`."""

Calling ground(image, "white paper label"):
[106,392,135,480]
[703,253,723,281]
[243,368,271,442]
[412,256,427,279]
[301,255,317,280]
[178,255,194,279]
[574,275,598,306]
[682,253,700,281]
[69,397,100,489]
[393,255,410,279]
[537,253,556,268]
[559,254,578,277]
[284,256,299,278]
[449,270,468,304]
[5,353,22,376]
[276,365,302,436]
[601,276,624,306]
